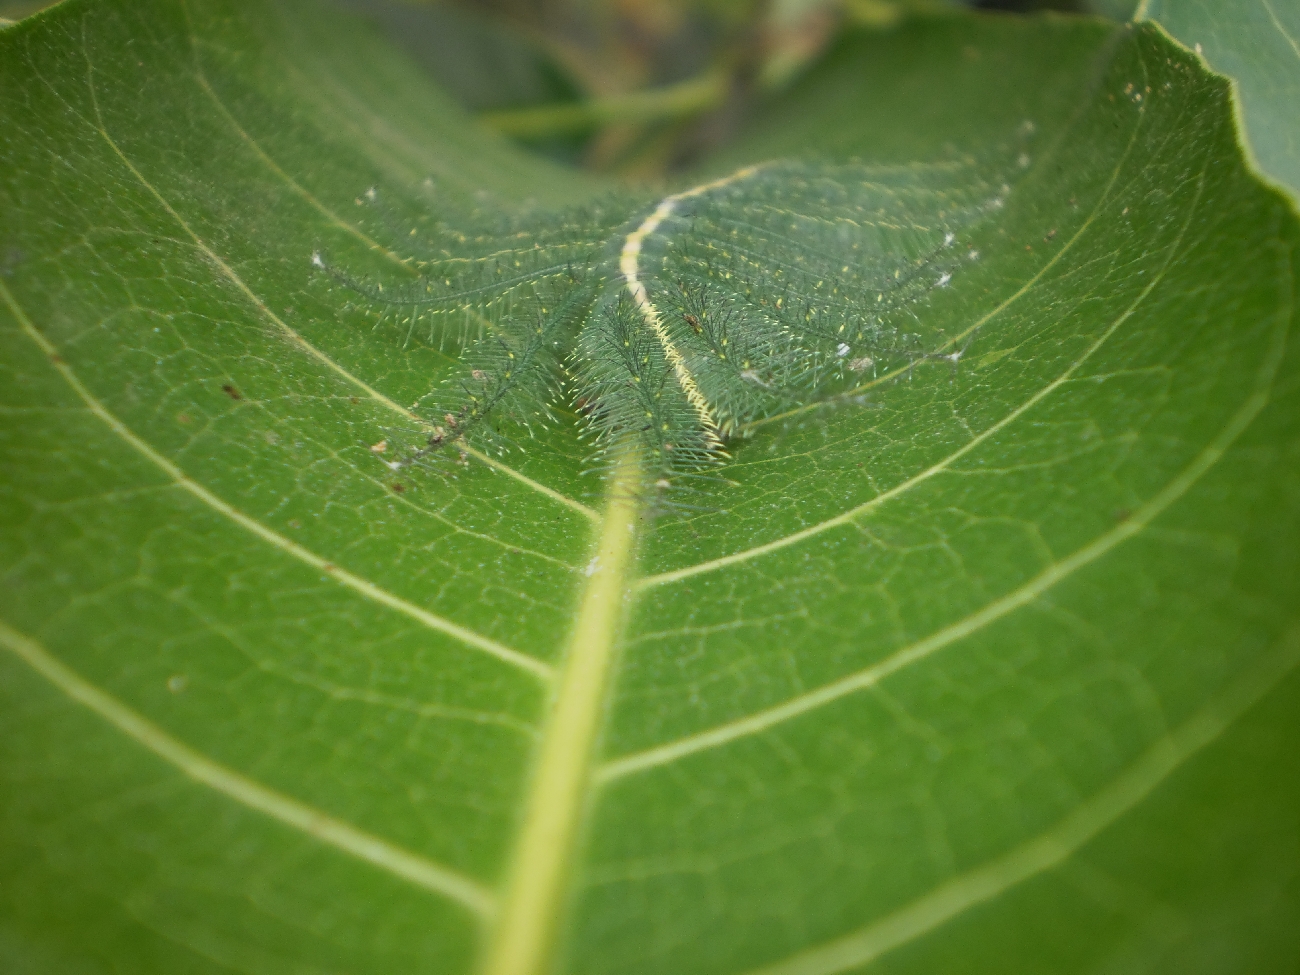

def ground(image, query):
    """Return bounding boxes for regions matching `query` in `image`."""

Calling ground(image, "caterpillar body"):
[316,131,1032,489]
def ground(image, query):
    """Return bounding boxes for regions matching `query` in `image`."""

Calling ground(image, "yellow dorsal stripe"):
[619,165,766,445]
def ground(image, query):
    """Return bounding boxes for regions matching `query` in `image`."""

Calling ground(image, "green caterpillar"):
[316,131,1031,486]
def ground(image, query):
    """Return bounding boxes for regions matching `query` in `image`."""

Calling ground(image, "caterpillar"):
[315,128,1033,488]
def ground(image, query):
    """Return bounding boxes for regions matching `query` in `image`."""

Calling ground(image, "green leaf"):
[2,3,1298,975]
[1137,0,1300,205]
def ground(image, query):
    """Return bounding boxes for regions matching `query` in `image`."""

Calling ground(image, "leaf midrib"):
[484,452,643,975]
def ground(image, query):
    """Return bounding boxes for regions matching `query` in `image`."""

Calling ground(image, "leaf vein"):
[1,280,552,682]
[741,628,1300,975]
[0,619,497,918]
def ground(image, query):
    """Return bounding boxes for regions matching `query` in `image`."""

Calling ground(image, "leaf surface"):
[1,4,1298,975]
[1139,0,1300,204]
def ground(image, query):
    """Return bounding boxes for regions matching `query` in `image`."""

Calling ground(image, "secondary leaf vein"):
[0,618,497,917]
[1,280,551,681]
[742,628,1300,975]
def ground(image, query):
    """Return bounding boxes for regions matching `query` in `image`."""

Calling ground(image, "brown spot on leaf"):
[221,384,242,400]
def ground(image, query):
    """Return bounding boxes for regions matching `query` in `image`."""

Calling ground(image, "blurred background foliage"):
[1,0,1139,176]
[337,0,1140,175]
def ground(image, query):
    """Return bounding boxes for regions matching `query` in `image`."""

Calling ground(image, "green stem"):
[480,71,728,139]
